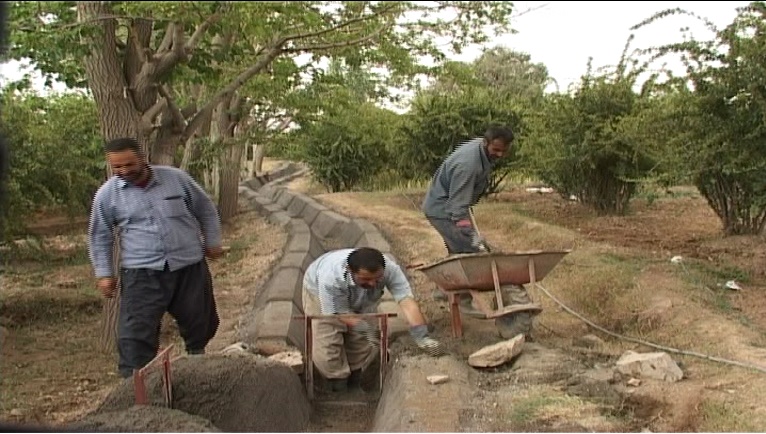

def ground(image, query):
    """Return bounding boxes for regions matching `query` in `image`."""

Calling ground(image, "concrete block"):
[287,218,310,234]
[280,251,314,273]
[286,232,312,254]
[257,300,299,340]
[248,195,272,216]
[311,210,351,239]
[276,190,295,210]
[259,185,276,201]
[339,223,364,247]
[309,235,325,260]
[261,268,302,304]
[356,231,392,253]
[244,178,263,190]
[263,203,282,215]
[286,195,308,218]
[299,197,329,226]
[268,210,291,227]
[271,187,286,204]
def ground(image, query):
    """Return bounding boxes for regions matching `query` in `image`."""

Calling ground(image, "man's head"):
[347,247,386,289]
[482,125,515,163]
[104,137,149,184]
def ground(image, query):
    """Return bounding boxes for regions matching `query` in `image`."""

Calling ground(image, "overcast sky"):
[0,1,753,97]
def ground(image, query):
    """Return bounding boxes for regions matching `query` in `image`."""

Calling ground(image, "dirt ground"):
[289,175,766,432]
[0,202,286,427]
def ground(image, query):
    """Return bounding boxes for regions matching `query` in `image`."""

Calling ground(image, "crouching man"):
[302,247,444,392]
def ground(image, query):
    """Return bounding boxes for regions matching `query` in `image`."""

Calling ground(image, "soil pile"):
[86,354,311,432]
[68,405,220,432]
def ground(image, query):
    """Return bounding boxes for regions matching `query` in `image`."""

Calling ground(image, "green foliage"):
[634,1,766,234]
[299,102,401,192]
[521,41,663,216]
[0,85,104,240]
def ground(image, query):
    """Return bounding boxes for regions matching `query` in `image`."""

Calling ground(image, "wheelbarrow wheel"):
[495,312,533,339]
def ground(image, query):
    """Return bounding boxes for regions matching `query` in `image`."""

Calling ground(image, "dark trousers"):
[117,259,219,378]
[426,217,482,255]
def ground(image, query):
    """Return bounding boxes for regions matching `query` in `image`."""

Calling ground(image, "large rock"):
[468,334,525,368]
[615,351,683,382]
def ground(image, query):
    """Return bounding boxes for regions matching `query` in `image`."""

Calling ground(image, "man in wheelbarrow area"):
[302,247,445,393]
[421,125,515,314]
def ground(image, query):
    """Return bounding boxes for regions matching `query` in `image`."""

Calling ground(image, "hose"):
[534,281,766,375]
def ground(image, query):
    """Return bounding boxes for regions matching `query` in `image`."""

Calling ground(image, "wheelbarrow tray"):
[413,250,571,292]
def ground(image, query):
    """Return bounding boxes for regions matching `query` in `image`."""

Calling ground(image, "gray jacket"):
[421,137,494,221]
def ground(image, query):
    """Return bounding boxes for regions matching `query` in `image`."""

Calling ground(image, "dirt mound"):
[67,405,220,432]
[89,354,311,432]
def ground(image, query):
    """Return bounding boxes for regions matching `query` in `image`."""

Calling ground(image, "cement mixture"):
[82,354,311,432]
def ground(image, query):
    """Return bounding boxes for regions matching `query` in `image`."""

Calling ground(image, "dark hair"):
[104,137,142,154]
[347,247,386,273]
[484,125,515,146]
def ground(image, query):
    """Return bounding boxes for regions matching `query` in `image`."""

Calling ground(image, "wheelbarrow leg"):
[447,292,463,338]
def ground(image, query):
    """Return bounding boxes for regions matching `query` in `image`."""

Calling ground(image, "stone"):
[467,334,525,368]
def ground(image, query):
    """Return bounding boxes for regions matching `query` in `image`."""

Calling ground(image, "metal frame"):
[294,313,397,400]
[133,344,174,407]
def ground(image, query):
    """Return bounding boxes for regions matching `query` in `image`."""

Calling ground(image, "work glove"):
[409,324,446,357]
[456,219,492,252]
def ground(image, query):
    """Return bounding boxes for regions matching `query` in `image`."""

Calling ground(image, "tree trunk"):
[253,144,266,176]
[219,141,245,223]
[77,2,140,353]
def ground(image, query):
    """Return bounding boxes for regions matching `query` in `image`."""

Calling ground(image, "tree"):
[633,1,766,234]
[521,39,664,216]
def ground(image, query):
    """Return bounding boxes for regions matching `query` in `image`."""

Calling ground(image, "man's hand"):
[409,324,446,356]
[96,277,117,299]
[205,246,224,260]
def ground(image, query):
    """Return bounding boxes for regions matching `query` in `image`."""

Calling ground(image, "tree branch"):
[182,44,287,142]
[186,12,221,52]
[157,85,186,131]
[283,24,389,53]
[157,22,175,53]
[140,98,167,132]
[282,3,398,42]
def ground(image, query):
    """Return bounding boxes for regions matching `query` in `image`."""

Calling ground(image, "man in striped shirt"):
[303,247,444,392]
[88,137,223,378]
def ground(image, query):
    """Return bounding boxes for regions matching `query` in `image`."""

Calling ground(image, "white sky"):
[0,1,752,100]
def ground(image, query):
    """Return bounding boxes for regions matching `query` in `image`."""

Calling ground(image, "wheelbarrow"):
[412,250,571,338]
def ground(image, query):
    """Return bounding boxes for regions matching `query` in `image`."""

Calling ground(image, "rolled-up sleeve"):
[88,187,115,278]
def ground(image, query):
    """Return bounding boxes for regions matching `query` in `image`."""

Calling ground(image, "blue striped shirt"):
[87,165,222,278]
[303,248,414,314]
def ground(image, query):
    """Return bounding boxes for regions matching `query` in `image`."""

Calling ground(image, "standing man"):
[88,137,223,379]
[302,247,444,392]
[421,125,515,308]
